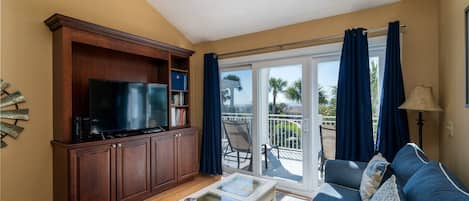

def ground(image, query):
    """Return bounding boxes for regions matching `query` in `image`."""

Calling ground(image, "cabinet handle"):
[117,143,122,147]
[111,144,116,148]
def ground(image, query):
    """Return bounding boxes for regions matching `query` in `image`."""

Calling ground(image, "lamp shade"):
[399,86,442,112]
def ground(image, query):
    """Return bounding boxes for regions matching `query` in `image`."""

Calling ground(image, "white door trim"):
[218,35,388,196]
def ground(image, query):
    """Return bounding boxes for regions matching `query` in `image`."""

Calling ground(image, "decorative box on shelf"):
[171,71,188,91]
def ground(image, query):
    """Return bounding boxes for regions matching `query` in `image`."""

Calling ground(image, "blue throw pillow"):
[403,161,469,201]
[391,143,428,185]
[370,175,406,201]
[360,153,390,201]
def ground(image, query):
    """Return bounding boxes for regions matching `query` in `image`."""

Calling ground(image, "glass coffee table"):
[181,173,277,201]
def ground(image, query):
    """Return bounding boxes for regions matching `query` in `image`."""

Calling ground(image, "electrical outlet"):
[446,121,454,137]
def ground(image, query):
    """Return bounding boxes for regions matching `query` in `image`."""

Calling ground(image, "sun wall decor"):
[0,80,29,148]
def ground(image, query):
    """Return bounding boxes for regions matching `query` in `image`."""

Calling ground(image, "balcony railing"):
[221,113,303,151]
[221,113,378,152]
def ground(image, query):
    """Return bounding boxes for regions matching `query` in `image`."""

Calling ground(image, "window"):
[317,52,385,142]
[218,36,388,193]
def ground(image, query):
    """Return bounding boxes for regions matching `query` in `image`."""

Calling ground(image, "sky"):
[220,57,378,106]
[221,62,340,106]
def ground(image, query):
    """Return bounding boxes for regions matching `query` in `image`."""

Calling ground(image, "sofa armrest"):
[324,160,368,189]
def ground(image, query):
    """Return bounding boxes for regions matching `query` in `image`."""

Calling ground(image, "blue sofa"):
[313,143,469,201]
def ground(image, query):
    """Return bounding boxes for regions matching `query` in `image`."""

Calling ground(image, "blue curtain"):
[336,28,374,162]
[376,21,410,161]
[200,53,223,175]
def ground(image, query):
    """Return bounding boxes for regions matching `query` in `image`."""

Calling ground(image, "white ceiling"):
[147,0,399,43]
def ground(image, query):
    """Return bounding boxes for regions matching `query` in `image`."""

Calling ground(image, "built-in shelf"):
[171,89,189,93]
[170,125,191,129]
[46,13,195,201]
[171,68,188,73]
[171,105,189,108]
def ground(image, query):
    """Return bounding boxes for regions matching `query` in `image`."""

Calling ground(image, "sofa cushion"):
[403,161,469,201]
[370,175,406,201]
[391,143,428,185]
[313,183,361,201]
[324,160,368,189]
[360,153,390,201]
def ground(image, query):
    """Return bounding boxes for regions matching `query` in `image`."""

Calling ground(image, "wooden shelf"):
[171,89,189,93]
[46,14,196,201]
[171,68,188,73]
[170,125,190,130]
[171,105,189,108]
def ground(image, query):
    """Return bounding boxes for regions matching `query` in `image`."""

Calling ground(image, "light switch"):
[446,121,454,137]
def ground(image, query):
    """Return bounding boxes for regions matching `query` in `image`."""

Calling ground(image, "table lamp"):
[399,86,442,149]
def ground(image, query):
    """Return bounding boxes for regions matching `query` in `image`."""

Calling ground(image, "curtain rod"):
[218,25,406,59]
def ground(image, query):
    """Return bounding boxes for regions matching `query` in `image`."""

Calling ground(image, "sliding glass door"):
[258,64,304,184]
[252,57,317,193]
[219,58,316,192]
[220,67,254,174]
[219,36,387,195]
[315,52,385,165]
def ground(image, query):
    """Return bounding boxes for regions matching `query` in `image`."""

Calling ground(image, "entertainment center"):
[46,14,198,201]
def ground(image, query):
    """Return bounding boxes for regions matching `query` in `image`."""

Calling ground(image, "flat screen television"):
[89,79,168,134]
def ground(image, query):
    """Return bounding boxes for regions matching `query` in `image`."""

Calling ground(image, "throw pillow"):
[360,153,390,201]
[370,175,406,201]
[403,161,469,201]
[391,143,429,185]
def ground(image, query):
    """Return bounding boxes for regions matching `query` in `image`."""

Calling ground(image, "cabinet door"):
[177,129,198,181]
[116,138,151,201]
[151,132,178,193]
[70,144,116,201]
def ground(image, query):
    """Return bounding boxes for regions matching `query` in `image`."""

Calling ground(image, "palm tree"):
[285,80,302,103]
[283,80,329,105]
[318,85,328,105]
[319,86,337,116]
[223,74,242,107]
[269,78,287,114]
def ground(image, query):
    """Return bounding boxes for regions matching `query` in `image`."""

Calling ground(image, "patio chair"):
[222,120,280,169]
[222,120,253,169]
[319,125,336,176]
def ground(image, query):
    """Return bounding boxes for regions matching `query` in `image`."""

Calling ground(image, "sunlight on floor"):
[276,191,310,201]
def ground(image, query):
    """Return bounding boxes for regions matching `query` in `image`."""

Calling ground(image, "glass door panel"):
[315,53,384,182]
[317,59,340,180]
[259,64,304,183]
[220,69,254,173]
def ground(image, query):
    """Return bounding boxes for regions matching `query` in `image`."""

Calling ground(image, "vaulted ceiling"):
[147,0,399,43]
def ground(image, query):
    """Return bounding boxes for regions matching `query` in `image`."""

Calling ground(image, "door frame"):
[251,56,315,194]
[221,56,317,195]
[219,65,256,176]
[219,35,388,196]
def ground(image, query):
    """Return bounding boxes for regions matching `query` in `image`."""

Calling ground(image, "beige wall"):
[0,0,192,200]
[191,0,441,159]
[439,0,469,187]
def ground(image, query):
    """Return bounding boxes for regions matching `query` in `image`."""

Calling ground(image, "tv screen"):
[89,79,168,134]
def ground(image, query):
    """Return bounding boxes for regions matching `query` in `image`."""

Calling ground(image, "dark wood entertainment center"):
[45,14,198,201]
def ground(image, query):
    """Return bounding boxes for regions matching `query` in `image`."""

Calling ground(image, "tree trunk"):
[272,91,277,114]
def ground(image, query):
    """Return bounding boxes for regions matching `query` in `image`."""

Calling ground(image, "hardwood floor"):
[145,174,312,201]
[145,175,221,201]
